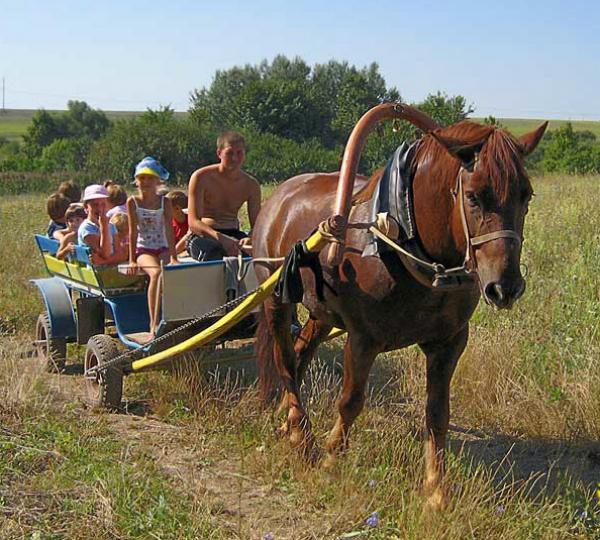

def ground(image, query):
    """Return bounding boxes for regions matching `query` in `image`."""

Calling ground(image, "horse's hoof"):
[275,420,290,438]
[423,487,448,512]
[321,453,338,470]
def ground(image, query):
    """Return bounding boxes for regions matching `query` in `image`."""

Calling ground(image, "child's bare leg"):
[137,253,161,334]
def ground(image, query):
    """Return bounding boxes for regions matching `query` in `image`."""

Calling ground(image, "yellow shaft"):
[131,231,337,371]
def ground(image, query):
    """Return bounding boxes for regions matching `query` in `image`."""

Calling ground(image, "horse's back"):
[253,172,368,262]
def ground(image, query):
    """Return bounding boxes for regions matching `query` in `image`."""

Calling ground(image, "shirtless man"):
[187,131,261,261]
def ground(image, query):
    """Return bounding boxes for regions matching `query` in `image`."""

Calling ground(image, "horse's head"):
[432,121,547,309]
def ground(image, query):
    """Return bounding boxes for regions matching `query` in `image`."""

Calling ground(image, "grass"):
[0,109,186,142]
[2,174,600,537]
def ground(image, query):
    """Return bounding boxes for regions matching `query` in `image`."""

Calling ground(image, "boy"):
[57,180,81,203]
[46,193,71,239]
[56,204,87,259]
[187,131,261,261]
[165,190,189,254]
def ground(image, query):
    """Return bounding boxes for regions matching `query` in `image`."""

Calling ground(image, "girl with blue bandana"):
[126,157,178,336]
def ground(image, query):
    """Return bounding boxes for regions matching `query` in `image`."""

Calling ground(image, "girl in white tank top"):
[127,157,178,336]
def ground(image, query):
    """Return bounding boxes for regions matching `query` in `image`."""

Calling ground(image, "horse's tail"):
[255,304,281,403]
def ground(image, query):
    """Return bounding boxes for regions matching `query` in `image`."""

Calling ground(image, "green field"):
[0,108,186,141]
[1,175,600,538]
[2,108,600,143]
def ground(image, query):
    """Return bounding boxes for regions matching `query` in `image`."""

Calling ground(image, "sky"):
[1,0,598,119]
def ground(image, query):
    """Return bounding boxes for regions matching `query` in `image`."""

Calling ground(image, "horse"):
[251,107,547,508]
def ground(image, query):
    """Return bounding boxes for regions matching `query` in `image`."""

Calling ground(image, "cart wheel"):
[35,313,66,373]
[84,335,123,410]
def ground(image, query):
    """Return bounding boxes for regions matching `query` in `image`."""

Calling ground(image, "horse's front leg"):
[419,325,468,510]
[325,332,378,465]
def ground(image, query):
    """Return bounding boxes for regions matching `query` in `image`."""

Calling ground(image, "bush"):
[86,108,216,184]
[534,123,600,174]
[244,130,342,183]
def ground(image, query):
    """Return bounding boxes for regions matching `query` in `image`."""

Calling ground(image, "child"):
[127,157,178,335]
[165,190,190,254]
[56,204,87,260]
[46,193,71,239]
[78,184,118,264]
[105,180,128,217]
[109,213,129,261]
[57,180,81,203]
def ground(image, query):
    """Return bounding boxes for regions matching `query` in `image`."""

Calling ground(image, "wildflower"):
[368,479,377,488]
[263,534,274,540]
[580,510,588,520]
[496,505,505,514]
[366,511,379,528]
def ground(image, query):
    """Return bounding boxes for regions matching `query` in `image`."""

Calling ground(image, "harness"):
[358,145,522,291]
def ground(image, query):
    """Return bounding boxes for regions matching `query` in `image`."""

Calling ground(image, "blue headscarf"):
[134,156,170,181]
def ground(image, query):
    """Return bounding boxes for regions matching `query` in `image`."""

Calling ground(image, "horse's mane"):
[352,120,530,207]
[415,120,530,205]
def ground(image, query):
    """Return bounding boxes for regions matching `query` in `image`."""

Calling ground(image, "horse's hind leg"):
[276,317,333,418]
[325,332,378,463]
[419,325,468,510]
[264,297,315,454]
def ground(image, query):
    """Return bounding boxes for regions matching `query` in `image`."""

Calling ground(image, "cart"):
[32,234,261,409]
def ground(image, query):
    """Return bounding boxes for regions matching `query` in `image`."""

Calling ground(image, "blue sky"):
[1,0,598,119]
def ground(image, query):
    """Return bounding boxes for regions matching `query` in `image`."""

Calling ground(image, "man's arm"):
[187,170,218,240]
[247,178,262,229]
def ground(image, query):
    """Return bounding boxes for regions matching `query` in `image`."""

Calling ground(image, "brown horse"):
[252,114,547,507]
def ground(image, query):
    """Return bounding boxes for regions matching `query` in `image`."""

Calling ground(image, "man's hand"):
[220,234,240,256]
[238,236,252,254]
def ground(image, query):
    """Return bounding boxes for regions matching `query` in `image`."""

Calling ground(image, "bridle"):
[368,156,524,291]
[451,159,523,274]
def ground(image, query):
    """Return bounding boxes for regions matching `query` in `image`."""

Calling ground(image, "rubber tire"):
[84,334,124,411]
[35,313,66,373]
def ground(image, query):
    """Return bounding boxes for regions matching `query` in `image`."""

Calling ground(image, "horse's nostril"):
[484,282,504,305]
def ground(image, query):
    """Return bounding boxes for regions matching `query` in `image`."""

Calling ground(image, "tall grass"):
[1,174,600,538]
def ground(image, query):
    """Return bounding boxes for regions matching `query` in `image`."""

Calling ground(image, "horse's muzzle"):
[482,277,526,309]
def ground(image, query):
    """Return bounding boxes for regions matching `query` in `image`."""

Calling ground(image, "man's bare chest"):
[204,181,248,210]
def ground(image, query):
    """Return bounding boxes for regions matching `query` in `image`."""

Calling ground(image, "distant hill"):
[0,109,187,141]
[2,108,599,142]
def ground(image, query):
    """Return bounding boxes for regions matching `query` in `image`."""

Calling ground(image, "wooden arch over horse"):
[252,103,547,507]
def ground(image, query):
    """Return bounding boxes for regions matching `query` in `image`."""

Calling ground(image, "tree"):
[537,122,600,174]
[22,101,110,158]
[189,56,399,148]
[417,92,474,127]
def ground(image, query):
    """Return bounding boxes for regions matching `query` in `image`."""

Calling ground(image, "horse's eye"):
[466,192,479,206]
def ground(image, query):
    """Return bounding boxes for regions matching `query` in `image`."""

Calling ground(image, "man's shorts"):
[187,229,248,261]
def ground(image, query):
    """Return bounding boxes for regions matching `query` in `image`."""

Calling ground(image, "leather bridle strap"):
[471,229,522,247]
[456,168,522,272]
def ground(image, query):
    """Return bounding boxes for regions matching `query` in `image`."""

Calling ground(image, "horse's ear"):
[430,131,484,166]
[518,121,549,156]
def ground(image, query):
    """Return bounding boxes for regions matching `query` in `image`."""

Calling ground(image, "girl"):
[127,157,178,335]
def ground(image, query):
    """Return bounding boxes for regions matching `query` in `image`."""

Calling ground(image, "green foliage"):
[534,122,600,174]
[190,55,400,149]
[417,91,474,127]
[22,100,110,158]
[40,136,93,172]
[244,129,341,183]
[87,106,216,183]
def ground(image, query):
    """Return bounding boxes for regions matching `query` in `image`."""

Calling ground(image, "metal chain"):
[86,286,259,376]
